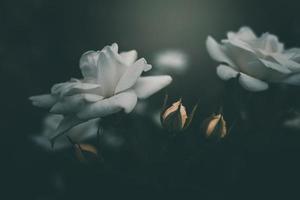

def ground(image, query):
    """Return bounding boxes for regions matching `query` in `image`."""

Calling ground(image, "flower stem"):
[96,123,105,162]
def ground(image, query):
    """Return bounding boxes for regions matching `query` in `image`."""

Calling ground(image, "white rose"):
[29,43,172,143]
[206,26,300,91]
[32,114,99,151]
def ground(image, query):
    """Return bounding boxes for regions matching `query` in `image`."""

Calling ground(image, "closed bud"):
[74,144,98,163]
[66,136,98,163]
[160,96,197,133]
[202,114,227,140]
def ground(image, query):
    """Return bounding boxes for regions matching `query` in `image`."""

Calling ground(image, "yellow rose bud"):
[162,100,187,128]
[74,143,98,163]
[203,114,227,139]
[160,96,197,133]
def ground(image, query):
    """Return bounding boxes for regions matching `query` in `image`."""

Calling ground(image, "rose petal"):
[271,54,300,73]
[225,41,282,80]
[259,58,292,74]
[225,37,256,54]
[97,45,128,97]
[77,90,138,120]
[79,51,100,82]
[120,50,138,66]
[111,43,119,53]
[63,83,102,96]
[51,82,77,96]
[50,115,86,146]
[114,58,152,94]
[206,36,236,67]
[42,114,63,133]
[216,65,239,80]
[283,73,300,86]
[238,73,269,92]
[132,75,172,99]
[257,33,283,53]
[32,135,60,151]
[51,82,102,97]
[50,94,104,114]
[69,118,99,141]
[227,27,257,42]
[33,118,99,151]
[284,48,300,62]
[29,94,57,108]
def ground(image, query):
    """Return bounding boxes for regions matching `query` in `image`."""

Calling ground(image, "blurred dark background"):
[2,0,300,199]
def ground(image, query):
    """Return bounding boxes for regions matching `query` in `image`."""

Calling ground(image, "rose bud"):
[74,144,98,163]
[66,136,99,163]
[202,114,227,140]
[160,95,197,133]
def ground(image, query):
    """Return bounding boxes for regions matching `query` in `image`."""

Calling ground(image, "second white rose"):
[206,26,300,91]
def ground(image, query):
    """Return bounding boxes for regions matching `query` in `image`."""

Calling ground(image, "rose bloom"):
[153,49,189,74]
[30,43,172,142]
[32,114,99,151]
[206,26,300,91]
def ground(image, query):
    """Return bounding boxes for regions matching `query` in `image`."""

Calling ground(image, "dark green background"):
[2,0,300,199]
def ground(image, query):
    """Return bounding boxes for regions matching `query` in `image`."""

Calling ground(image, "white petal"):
[216,65,239,80]
[132,75,172,99]
[259,33,283,53]
[42,114,63,132]
[51,82,102,97]
[97,45,128,97]
[224,41,282,80]
[69,118,99,141]
[63,83,102,96]
[283,73,300,85]
[33,117,99,151]
[51,82,77,96]
[111,43,119,53]
[79,50,100,82]
[259,58,292,74]
[227,27,257,42]
[284,48,300,55]
[238,73,269,92]
[206,36,236,67]
[32,135,70,151]
[51,82,66,94]
[83,94,104,102]
[226,37,256,53]
[50,115,86,145]
[50,94,104,114]
[29,94,57,108]
[77,90,138,120]
[114,58,152,94]
[120,50,138,66]
[284,48,300,62]
[271,54,300,73]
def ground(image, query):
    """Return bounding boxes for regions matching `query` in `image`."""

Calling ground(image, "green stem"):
[96,123,105,162]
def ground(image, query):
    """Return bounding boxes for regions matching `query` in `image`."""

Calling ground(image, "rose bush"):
[206,26,300,91]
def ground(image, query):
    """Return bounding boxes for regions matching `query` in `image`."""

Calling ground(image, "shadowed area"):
[2,0,300,199]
